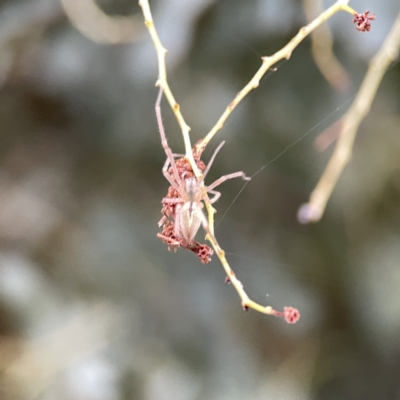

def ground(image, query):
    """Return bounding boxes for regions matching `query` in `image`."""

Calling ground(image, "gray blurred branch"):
[61,0,142,44]
[298,12,400,223]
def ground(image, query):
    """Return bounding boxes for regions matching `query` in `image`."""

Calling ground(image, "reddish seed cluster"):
[157,150,214,264]
[272,307,301,324]
[353,10,375,32]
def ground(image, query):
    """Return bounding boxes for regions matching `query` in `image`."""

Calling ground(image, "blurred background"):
[0,0,399,399]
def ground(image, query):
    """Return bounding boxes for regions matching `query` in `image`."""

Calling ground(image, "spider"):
[155,87,251,251]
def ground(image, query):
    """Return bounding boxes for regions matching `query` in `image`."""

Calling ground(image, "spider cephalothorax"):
[155,88,250,263]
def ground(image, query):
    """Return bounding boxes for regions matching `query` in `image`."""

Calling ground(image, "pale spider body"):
[174,178,203,244]
[156,88,250,249]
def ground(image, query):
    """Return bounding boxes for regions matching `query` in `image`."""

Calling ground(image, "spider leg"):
[173,203,183,239]
[206,171,251,192]
[162,157,171,171]
[162,197,183,204]
[208,190,221,204]
[162,158,180,191]
[203,141,225,179]
[156,88,182,184]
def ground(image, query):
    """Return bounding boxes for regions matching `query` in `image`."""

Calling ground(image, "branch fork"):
[139,0,383,322]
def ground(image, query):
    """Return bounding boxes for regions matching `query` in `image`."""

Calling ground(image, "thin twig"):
[199,0,356,149]
[141,0,299,322]
[139,0,200,178]
[298,12,400,223]
[139,0,218,242]
[204,232,289,318]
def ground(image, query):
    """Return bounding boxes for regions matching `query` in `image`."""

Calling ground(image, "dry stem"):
[139,0,200,178]
[298,12,400,223]
[140,0,299,321]
[205,233,275,315]
[199,0,355,148]
[139,0,217,235]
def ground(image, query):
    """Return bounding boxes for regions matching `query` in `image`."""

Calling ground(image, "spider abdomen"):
[176,201,203,245]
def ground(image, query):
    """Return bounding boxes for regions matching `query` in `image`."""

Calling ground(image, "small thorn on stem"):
[242,303,249,311]
[225,276,231,284]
